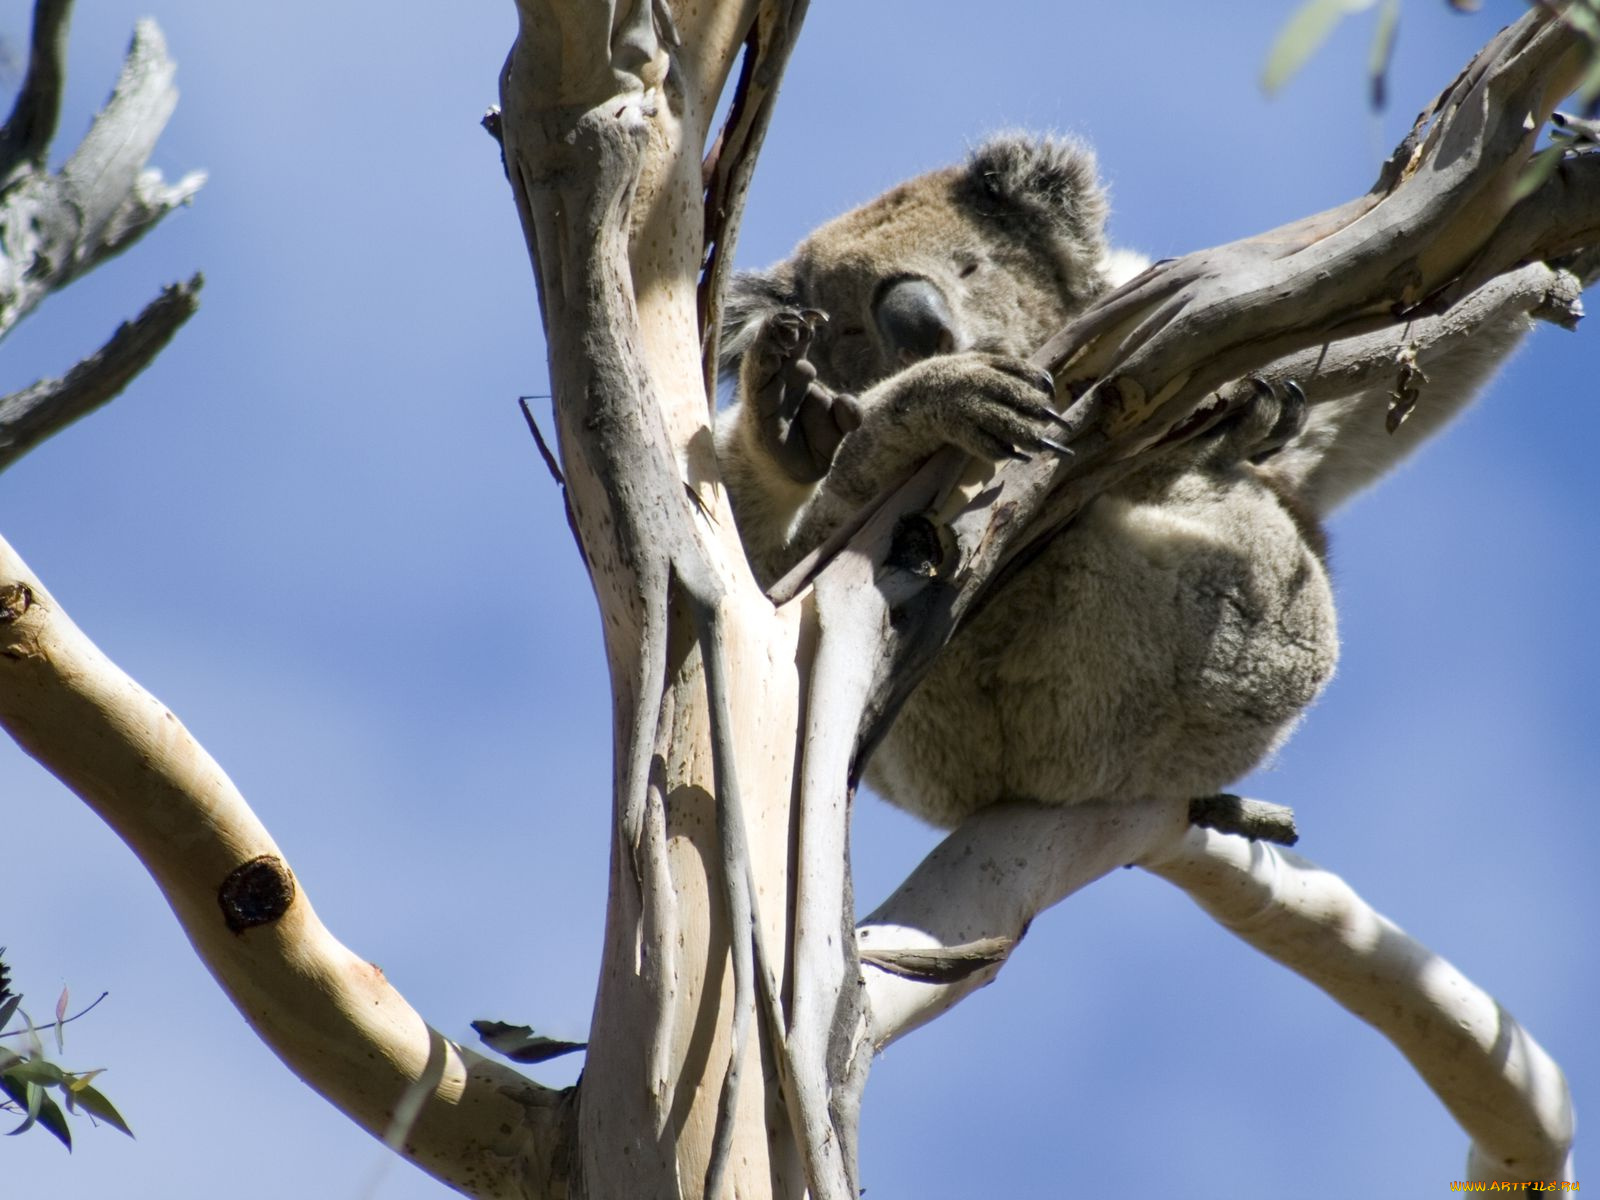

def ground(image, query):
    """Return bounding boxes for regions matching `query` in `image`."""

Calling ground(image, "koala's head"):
[721,134,1111,396]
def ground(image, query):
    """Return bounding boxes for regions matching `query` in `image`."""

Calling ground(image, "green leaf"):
[1262,0,1381,96]
[32,1090,72,1150]
[7,1055,67,1087]
[68,1080,133,1138]
[13,1076,43,1136]
[0,993,20,1032]
[0,1069,26,1112]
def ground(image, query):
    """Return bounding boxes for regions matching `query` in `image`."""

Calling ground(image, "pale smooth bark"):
[1143,827,1574,1184]
[0,538,572,1198]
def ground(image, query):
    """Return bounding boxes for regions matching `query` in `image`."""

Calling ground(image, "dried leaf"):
[471,1019,586,1064]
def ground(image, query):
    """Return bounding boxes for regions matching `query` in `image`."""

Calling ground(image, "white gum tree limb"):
[0,543,574,1198]
[1141,827,1574,1184]
[854,797,1574,1185]
[2,0,1595,1196]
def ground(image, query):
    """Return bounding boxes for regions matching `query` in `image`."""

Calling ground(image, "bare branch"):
[0,0,72,185]
[0,536,573,1198]
[1142,827,1574,1183]
[857,792,1570,1186]
[0,19,205,343]
[0,274,202,472]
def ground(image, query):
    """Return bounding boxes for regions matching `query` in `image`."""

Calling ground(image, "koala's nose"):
[874,277,958,366]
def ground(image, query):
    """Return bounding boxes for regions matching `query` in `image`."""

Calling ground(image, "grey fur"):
[715,134,1522,829]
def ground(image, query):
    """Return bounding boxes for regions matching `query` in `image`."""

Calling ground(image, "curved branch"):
[1141,828,1574,1183]
[698,1,811,395]
[857,794,1570,1185]
[0,536,573,1198]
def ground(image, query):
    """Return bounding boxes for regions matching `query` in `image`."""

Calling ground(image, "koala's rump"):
[862,468,1339,828]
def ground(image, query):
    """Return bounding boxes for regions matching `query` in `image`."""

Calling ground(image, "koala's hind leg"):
[1199,380,1328,559]
[742,309,863,484]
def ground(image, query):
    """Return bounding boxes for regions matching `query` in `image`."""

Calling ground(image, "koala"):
[715,134,1527,829]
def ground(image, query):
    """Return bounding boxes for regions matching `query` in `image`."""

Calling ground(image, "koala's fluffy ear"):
[718,266,796,383]
[963,133,1110,278]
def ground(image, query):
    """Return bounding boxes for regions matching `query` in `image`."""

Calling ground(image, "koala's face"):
[725,136,1112,397]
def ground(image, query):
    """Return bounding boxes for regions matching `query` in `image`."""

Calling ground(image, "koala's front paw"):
[886,351,1065,462]
[744,308,864,484]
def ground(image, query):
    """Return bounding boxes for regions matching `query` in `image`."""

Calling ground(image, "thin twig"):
[0,989,109,1038]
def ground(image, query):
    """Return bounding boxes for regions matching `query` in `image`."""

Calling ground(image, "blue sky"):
[2,2,1594,1197]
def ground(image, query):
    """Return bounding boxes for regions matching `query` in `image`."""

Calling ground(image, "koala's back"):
[864,457,1338,828]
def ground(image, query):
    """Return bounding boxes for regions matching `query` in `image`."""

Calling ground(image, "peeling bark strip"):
[858,936,1014,984]
[217,855,296,933]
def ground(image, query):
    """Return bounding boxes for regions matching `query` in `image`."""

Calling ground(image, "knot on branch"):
[0,583,34,624]
[218,855,296,933]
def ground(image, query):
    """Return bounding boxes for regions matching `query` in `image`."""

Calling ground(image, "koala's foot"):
[1247,379,1307,464]
[1194,378,1307,466]
[744,308,863,484]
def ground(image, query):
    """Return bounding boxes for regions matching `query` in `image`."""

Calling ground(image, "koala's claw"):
[1201,377,1309,467]
[748,307,860,484]
[1250,380,1308,463]
[880,351,1069,466]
